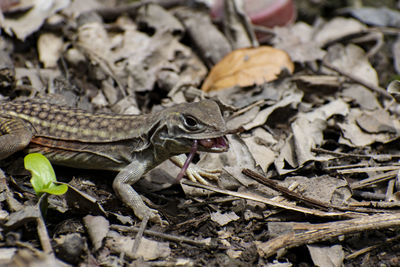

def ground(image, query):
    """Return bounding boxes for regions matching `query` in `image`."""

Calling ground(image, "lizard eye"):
[182,115,200,130]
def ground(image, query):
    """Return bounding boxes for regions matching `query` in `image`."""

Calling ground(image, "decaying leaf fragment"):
[201,46,294,92]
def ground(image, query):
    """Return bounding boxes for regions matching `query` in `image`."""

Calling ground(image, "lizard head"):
[156,100,229,154]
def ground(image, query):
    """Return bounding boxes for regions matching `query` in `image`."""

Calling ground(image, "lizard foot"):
[136,206,169,226]
[170,154,222,185]
[185,164,222,185]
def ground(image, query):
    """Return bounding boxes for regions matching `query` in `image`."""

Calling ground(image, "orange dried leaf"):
[201,46,294,92]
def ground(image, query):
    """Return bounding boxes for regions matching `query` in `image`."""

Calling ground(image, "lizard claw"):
[136,206,169,226]
[150,210,169,226]
[185,165,222,185]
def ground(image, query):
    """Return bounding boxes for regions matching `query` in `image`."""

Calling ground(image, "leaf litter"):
[1,1,400,266]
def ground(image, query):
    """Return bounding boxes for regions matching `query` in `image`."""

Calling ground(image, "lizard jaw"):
[198,136,229,152]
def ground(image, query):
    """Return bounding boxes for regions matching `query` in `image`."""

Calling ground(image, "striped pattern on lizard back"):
[0,100,158,142]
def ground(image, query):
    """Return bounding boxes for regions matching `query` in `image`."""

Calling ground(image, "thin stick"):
[312,147,400,159]
[181,180,365,219]
[322,61,392,99]
[242,168,377,214]
[257,213,400,258]
[350,170,397,189]
[112,224,214,248]
[345,234,400,259]
[131,214,149,257]
[242,168,331,211]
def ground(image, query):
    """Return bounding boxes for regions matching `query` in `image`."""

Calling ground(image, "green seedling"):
[24,153,68,197]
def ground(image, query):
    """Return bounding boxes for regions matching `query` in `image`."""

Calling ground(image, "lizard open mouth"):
[198,136,229,151]
[175,136,228,183]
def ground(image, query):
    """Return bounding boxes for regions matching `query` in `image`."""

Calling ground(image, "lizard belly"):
[27,137,136,171]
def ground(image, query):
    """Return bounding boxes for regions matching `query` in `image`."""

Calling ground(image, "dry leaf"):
[282,176,351,206]
[210,211,240,226]
[341,85,381,110]
[323,44,378,86]
[338,108,397,147]
[2,0,70,41]
[83,215,109,251]
[307,244,345,267]
[393,37,400,74]
[314,17,366,46]
[38,33,64,68]
[106,231,170,260]
[243,128,276,172]
[201,46,294,92]
[346,7,400,27]
[273,22,327,63]
[275,99,348,174]
[356,109,397,134]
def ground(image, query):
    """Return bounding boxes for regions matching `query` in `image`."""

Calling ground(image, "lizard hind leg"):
[0,118,33,160]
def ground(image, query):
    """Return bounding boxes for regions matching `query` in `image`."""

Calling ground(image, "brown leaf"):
[201,46,294,92]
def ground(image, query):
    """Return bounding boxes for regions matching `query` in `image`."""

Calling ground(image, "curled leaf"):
[201,46,294,92]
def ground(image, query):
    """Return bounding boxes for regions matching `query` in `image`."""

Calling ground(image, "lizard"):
[0,98,229,224]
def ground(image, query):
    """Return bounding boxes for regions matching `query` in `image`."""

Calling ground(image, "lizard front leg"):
[112,158,167,225]
[0,117,33,160]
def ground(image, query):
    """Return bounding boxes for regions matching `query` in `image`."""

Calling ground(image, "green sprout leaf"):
[24,153,68,196]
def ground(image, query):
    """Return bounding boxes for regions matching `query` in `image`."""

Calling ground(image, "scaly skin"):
[0,99,229,224]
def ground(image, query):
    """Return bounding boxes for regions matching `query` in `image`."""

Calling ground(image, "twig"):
[312,147,372,158]
[111,224,215,248]
[95,0,184,19]
[385,179,396,201]
[322,61,393,99]
[352,191,386,201]
[228,99,266,120]
[337,166,400,174]
[370,26,400,35]
[181,180,365,219]
[36,215,53,255]
[324,163,369,170]
[241,168,380,214]
[345,234,400,259]
[257,213,400,258]
[172,213,211,231]
[131,214,149,257]
[36,195,54,256]
[350,170,397,189]
[348,201,400,209]
[312,147,400,160]
[242,168,331,211]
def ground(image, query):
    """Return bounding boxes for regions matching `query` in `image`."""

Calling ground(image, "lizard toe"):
[147,208,169,226]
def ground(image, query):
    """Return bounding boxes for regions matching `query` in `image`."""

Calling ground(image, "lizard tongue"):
[174,137,228,184]
[175,140,198,183]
